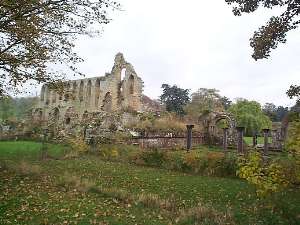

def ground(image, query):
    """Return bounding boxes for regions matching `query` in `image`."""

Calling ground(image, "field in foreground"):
[0,141,299,225]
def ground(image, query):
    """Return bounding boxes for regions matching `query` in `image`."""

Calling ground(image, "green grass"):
[0,141,66,160]
[0,141,299,225]
[243,136,272,145]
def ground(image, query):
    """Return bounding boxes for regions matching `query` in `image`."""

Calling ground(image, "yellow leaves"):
[237,151,290,197]
[65,136,90,158]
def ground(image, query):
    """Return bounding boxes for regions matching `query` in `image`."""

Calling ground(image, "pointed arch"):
[45,85,50,105]
[79,80,84,102]
[72,81,77,100]
[121,68,126,80]
[86,80,92,107]
[129,75,134,95]
[41,85,45,102]
[95,79,101,107]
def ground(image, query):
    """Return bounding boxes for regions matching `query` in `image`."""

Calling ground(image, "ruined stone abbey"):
[31,53,146,137]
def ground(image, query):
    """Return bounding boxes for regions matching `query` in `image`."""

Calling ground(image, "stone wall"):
[31,53,144,130]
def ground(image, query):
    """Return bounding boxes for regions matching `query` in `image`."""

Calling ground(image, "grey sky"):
[33,0,300,107]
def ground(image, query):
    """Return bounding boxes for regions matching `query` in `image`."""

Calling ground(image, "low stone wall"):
[130,135,205,149]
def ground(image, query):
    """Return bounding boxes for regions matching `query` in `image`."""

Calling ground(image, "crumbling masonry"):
[31,53,144,137]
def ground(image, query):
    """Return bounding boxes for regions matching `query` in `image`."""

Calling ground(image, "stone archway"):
[202,112,236,147]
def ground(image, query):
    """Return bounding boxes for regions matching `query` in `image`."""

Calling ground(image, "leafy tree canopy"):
[0,96,38,123]
[225,0,300,60]
[287,84,300,104]
[262,102,289,122]
[159,84,190,116]
[228,99,272,135]
[185,88,225,120]
[0,0,119,96]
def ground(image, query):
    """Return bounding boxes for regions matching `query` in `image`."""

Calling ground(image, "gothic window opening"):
[95,79,101,107]
[41,85,45,102]
[86,80,92,107]
[129,75,134,95]
[79,81,84,102]
[72,82,77,100]
[121,68,126,80]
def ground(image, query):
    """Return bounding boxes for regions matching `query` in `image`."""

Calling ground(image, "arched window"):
[64,83,71,102]
[79,81,84,102]
[40,85,45,102]
[95,79,101,107]
[72,82,77,100]
[86,80,92,107]
[121,68,126,80]
[129,75,134,95]
[45,86,50,105]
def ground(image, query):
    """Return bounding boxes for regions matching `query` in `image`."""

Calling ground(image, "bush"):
[65,137,89,158]
[237,151,290,197]
[179,151,237,176]
[99,146,119,160]
[137,148,167,167]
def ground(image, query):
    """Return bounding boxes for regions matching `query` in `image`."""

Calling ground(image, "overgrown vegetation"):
[0,141,299,224]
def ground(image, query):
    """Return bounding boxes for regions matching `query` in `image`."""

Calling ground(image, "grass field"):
[0,141,299,225]
[243,136,272,145]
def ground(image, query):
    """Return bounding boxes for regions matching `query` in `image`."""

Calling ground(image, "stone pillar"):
[262,128,270,155]
[223,128,228,151]
[236,127,245,154]
[186,125,194,151]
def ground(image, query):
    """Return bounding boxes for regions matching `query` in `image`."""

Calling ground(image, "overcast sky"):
[31,0,300,107]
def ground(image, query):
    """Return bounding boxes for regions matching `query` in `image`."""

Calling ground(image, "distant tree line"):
[159,84,298,136]
[0,97,38,124]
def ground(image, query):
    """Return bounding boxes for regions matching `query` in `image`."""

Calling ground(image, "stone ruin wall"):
[31,53,144,132]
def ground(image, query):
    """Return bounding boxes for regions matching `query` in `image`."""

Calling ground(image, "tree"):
[0,97,14,122]
[185,88,224,119]
[263,102,277,121]
[275,105,289,121]
[0,0,119,96]
[287,84,300,104]
[220,96,232,110]
[228,99,272,136]
[225,0,300,60]
[0,96,38,122]
[159,84,190,116]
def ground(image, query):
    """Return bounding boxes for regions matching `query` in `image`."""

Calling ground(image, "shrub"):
[286,120,300,156]
[65,137,89,158]
[237,151,290,197]
[99,146,119,160]
[139,148,167,167]
[182,151,201,173]
[180,151,236,176]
